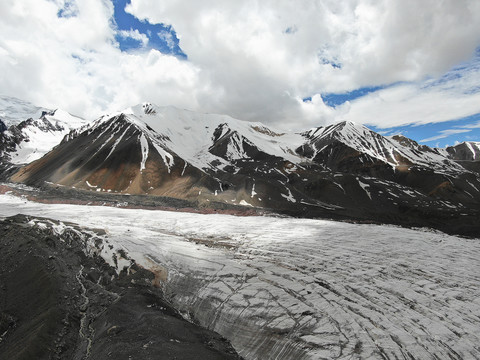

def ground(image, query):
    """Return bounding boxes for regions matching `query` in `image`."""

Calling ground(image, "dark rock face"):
[0,122,22,160]
[0,120,6,133]
[0,215,242,360]
[445,142,480,161]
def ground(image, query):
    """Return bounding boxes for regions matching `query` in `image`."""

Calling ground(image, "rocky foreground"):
[0,214,241,360]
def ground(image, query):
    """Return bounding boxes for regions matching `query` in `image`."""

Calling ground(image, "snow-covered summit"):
[0,96,87,164]
[300,120,465,174]
[109,102,306,168]
[61,104,474,180]
[0,95,49,126]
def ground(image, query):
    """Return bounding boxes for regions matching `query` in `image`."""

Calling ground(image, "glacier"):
[0,192,479,359]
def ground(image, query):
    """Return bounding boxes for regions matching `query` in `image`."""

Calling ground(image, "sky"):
[1,0,480,147]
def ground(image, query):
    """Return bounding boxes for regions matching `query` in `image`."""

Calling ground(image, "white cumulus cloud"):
[124,0,480,129]
[0,0,480,132]
[0,0,202,119]
[118,29,149,47]
[157,29,175,50]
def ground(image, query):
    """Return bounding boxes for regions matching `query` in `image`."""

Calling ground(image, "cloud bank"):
[1,0,480,131]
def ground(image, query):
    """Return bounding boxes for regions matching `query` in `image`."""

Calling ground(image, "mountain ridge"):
[0,99,87,164]
[2,97,480,235]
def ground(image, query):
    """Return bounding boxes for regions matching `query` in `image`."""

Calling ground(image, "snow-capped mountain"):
[12,104,306,203]
[0,96,86,164]
[0,95,49,126]
[444,141,480,161]
[8,102,480,234]
[298,121,465,175]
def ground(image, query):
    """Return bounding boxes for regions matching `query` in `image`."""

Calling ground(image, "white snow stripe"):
[139,133,149,172]
[466,142,477,160]
[358,178,372,200]
[151,142,174,173]
[181,161,188,176]
[280,187,296,203]
[90,133,115,160]
[105,124,131,161]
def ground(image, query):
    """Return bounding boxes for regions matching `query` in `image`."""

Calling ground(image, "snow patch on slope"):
[281,187,296,203]
[105,124,131,161]
[150,141,174,173]
[251,183,257,198]
[465,142,478,160]
[357,178,372,200]
[139,133,149,172]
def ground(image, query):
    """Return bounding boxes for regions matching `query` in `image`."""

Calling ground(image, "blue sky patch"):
[112,0,186,56]
[115,31,146,51]
[369,113,480,148]
[319,86,385,107]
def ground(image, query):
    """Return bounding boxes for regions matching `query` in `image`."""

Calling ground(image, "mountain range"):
[0,96,86,165]
[1,96,480,235]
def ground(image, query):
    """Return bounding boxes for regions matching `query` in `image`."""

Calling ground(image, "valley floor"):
[0,192,479,359]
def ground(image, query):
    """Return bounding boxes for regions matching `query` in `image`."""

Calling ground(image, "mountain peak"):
[335,119,360,126]
[142,102,157,115]
[0,95,48,126]
[0,99,88,164]
[312,120,377,143]
[333,120,373,133]
[445,141,480,161]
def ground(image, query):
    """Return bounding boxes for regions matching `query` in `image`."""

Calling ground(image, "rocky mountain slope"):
[2,99,480,235]
[0,96,86,164]
[444,141,480,161]
[8,103,480,232]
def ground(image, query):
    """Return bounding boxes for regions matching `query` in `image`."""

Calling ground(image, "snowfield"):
[1,193,479,360]
[8,109,87,164]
